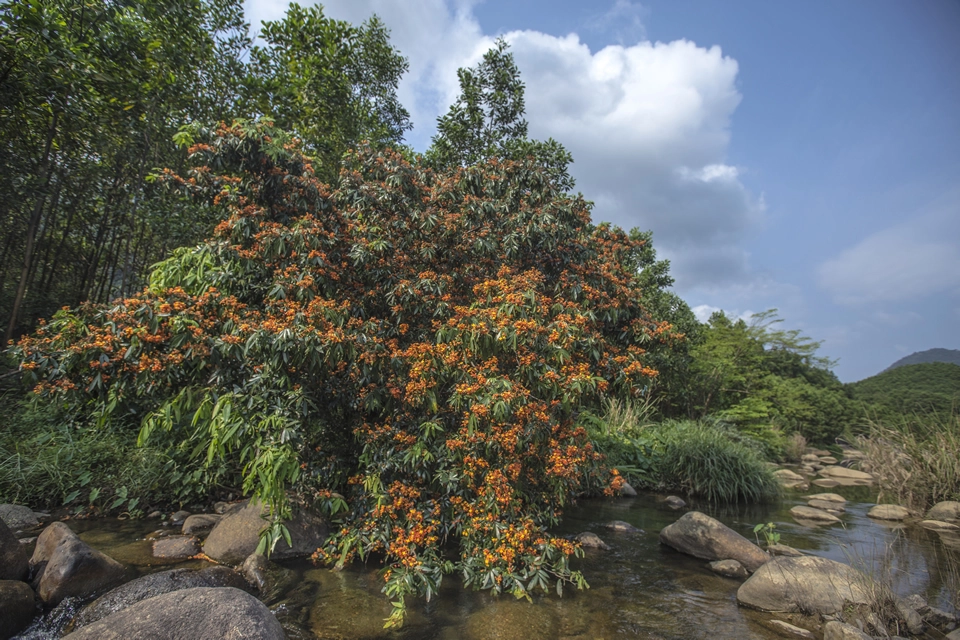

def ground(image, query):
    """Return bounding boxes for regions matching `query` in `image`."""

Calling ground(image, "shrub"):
[589,403,780,504]
[783,432,807,462]
[11,120,674,623]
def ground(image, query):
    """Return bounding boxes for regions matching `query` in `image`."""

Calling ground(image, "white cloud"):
[691,304,755,324]
[246,0,764,290]
[818,205,960,305]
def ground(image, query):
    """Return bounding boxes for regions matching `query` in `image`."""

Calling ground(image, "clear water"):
[16,485,960,640]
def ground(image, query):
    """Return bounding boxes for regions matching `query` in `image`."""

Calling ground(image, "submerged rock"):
[73,566,248,629]
[665,496,686,509]
[790,505,841,524]
[737,556,870,615]
[708,559,749,580]
[0,580,37,640]
[659,511,769,573]
[461,599,560,640]
[768,620,815,639]
[575,532,610,550]
[63,587,285,640]
[601,520,642,533]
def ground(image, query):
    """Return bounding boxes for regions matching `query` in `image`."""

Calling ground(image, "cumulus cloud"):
[247,0,764,290]
[818,206,960,305]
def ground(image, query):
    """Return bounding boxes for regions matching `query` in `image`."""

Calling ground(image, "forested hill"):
[884,348,960,371]
[848,361,960,418]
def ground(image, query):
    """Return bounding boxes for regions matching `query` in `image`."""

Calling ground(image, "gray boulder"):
[927,501,960,523]
[203,500,327,565]
[73,566,248,629]
[181,514,221,535]
[30,522,127,605]
[0,505,40,533]
[659,511,769,573]
[152,535,201,560]
[822,621,872,640]
[0,519,28,581]
[737,556,870,615]
[63,587,286,640]
[0,580,37,640]
[708,559,749,580]
[619,481,637,497]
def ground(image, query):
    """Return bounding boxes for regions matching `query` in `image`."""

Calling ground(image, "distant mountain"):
[848,361,960,419]
[884,348,960,372]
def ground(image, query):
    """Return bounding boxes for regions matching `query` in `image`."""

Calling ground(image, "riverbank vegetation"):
[2,0,958,623]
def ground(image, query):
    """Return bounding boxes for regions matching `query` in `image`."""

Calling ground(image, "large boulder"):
[73,566,248,629]
[927,501,960,523]
[63,587,286,640]
[0,580,37,640]
[0,520,28,581]
[822,621,872,640]
[737,556,870,615]
[30,522,127,605]
[0,505,40,533]
[202,500,327,565]
[659,511,769,573]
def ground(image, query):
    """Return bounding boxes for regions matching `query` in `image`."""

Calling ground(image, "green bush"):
[0,394,199,511]
[590,403,780,504]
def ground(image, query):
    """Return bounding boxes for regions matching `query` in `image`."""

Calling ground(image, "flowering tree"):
[13,120,672,624]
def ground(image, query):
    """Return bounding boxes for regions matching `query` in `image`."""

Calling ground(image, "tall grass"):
[858,412,960,512]
[589,400,780,504]
[0,393,172,510]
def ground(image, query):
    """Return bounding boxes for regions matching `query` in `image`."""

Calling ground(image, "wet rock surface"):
[30,523,127,606]
[659,511,769,573]
[0,519,29,581]
[737,556,870,615]
[0,579,37,640]
[72,566,248,629]
[63,586,286,640]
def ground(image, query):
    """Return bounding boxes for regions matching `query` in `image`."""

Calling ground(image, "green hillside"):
[885,348,960,371]
[849,361,960,418]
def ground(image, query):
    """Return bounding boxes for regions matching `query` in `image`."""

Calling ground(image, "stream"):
[16,484,960,640]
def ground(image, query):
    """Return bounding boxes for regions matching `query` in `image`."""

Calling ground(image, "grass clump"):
[858,412,960,512]
[0,394,191,512]
[590,400,781,504]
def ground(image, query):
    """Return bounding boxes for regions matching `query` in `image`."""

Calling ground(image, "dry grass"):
[858,413,960,512]
[783,432,807,462]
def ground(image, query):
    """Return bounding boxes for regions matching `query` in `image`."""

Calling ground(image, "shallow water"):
[15,484,960,640]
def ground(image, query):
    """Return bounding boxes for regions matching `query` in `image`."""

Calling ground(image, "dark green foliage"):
[883,348,960,371]
[428,39,575,191]
[0,395,176,511]
[244,3,411,181]
[848,362,960,422]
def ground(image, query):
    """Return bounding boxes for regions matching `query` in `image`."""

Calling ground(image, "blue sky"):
[246,0,960,381]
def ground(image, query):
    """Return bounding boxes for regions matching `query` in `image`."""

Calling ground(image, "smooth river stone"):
[919,520,959,531]
[867,505,910,521]
[803,493,846,504]
[790,506,841,524]
[808,499,845,513]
